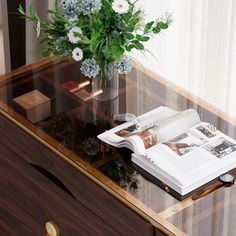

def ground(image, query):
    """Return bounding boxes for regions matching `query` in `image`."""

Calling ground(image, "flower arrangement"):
[19,0,172,80]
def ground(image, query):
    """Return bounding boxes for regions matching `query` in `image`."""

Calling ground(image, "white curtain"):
[132,0,236,118]
[129,2,236,234]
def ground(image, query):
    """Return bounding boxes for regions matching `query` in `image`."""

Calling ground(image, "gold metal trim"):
[45,221,60,236]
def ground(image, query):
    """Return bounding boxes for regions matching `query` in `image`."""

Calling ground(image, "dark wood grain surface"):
[0,142,120,236]
[155,228,168,236]
[0,114,155,236]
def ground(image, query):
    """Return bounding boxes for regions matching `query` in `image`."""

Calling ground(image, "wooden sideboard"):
[1,58,236,236]
[0,113,155,235]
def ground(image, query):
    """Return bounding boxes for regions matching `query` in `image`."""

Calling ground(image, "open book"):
[98,107,236,199]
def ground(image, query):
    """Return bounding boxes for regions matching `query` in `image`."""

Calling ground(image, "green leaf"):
[135,34,142,41]
[94,38,105,54]
[95,19,103,28]
[47,10,57,14]
[130,17,140,26]
[116,19,127,31]
[29,5,35,17]
[158,22,169,29]
[133,40,144,50]
[40,37,49,44]
[153,27,161,34]
[74,32,87,41]
[125,45,132,52]
[111,30,120,39]
[90,44,96,53]
[127,25,135,32]
[128,44,137,50]
[119,47,125,54]
[144,21,154,33]
[135,34,149,41]
[125,33,134,40]
[55,0,59,13]
[123,12,132,23]
[90,31,100,42]
[54,12,70,24]
[42,50,51,57]
[18,4,25,15]
[140,36,150,42]
[132,10,141,19]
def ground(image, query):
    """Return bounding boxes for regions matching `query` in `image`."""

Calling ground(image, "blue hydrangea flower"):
[81,0,102,15]
[62,0,81,21]
[80,59,100,78]
[115,56,132,74]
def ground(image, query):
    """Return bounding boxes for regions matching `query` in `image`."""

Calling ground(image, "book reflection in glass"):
[163,131,207,156]
[115,125,158,149]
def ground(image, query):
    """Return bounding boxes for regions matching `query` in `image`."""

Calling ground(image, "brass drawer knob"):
[45,221,60,236]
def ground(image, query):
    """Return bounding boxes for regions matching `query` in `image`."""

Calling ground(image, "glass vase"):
[92,62,119,101]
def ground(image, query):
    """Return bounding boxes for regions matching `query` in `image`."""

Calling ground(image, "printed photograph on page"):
[195,125,216,138]
[203,137,236,158]
[115,124,139,138]
[163,130,207,156]
[116,125,158,149]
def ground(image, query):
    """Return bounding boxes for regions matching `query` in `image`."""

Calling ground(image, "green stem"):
[100,63,106,88]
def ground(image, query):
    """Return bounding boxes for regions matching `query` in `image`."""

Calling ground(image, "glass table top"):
[1,58,236,235]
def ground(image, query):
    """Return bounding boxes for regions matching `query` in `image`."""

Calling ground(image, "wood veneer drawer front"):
[0,143,119,236]
[155,228,168,236]
[0,115,155,236]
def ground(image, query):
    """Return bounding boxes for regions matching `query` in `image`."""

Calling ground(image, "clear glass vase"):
[92,62,119,101]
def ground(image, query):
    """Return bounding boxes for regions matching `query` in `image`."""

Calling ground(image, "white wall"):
[26,1,55,64]
[131,0,179,84]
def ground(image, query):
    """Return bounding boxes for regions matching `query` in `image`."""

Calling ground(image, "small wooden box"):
[13,90,51,123]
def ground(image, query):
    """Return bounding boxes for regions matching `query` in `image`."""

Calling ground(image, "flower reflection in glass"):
[82,137,100,156]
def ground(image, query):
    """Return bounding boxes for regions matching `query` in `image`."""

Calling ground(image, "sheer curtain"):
[130,2,236,234]
[132,0,236,118]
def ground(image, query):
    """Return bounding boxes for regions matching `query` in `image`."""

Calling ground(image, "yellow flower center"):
[118,4,123,8]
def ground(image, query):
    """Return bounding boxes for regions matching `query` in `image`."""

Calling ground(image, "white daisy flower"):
[67,27,83,44]
[72,48,83,61]
[112,0,129,14]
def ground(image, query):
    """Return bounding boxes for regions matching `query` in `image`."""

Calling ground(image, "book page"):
[99,108,201,154]
[115,109,200,152]
[98,106,177,153]
[147,123,217,166]
[146,122,236,188]
[152,109,201,143]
